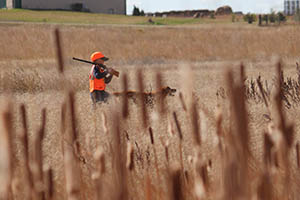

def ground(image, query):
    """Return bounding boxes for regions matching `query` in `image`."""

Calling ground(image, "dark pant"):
[90,90,110,104]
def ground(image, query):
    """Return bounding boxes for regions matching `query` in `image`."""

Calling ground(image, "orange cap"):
[90,52,109,62]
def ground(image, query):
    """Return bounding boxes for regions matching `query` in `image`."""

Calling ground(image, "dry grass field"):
[1,21,300,200]
[0,9,238,25]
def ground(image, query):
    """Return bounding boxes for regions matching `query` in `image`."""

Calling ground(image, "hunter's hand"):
[107,68,113,74]
[96,64,107,72]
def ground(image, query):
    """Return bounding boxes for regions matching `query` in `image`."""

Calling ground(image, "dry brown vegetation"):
[1,23,300,62]
[1,23,300,200]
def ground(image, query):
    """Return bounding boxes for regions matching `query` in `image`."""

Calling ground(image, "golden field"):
[0,21,300,200]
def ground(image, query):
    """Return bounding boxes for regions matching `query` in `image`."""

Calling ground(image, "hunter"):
[89,52,113,103]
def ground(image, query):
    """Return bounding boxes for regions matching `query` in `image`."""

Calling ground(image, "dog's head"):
[161,86,177,96]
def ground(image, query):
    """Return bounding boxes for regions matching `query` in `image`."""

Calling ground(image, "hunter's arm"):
[93,65,107,79]
[105,74,113,84]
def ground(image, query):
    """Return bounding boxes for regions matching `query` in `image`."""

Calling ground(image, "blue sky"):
[127,0,283,14]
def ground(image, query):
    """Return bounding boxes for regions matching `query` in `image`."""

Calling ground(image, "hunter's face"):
[94,59,104,65]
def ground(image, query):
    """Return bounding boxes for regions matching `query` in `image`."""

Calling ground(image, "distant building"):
[234,11,243,15]
[0,0,16,8]
[0,0,127,15]
[284,0,300,15]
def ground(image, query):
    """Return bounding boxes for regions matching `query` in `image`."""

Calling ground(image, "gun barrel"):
[72,57,120,77]
[73,57,95,65]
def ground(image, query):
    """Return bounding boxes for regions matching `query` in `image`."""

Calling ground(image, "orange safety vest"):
[89,65,106,93]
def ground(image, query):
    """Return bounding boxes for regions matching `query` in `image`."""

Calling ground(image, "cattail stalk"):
[122,74,129,118]
[31,108,46,199]
[144,174,152,200]
[200,164,209,192]
[59,103,68,200]
[179,92,187,112]
[215,107,225,195]
[63,93,82,200]
[35,108,46,177]
[172,112,185,181]
[263,133,273,168]
[93,148,106,200]
[156,72,166,114]
[194,175,206,200]
[44,167,54,200]
[55,28,64,74]
[224,65,251,198]
[148,127,160,187]
[279,64,294,148]
[191,101,201,146]
[20,104,34,199]
[61,102,67,147]
[216,107,224,154]
[297,142,300,168]
[109,141,115,169]
[257,173,273,199]
[256,133,274,200]
[226,65,250,157]
[126,143,134,171]
[101,112,108,135]
[137,69,148,128]
[94,149,106,175]
[275,63,294,148]
[0,103,14,200]
[148,127,154,145]
[112,112,128,200]
[64,144,81,200]
[173,112,183,140]
[274,62,293,197]
[169,165,184,200]
[68,91,81,155]
[165,142,169,166]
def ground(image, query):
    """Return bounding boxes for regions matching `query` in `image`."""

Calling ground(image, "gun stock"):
[73,57,120,78]
[110,69,120,77]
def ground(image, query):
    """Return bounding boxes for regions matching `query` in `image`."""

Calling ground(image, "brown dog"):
[112,86,177,107]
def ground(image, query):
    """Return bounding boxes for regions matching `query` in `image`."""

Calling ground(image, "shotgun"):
[73,57,120,77]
